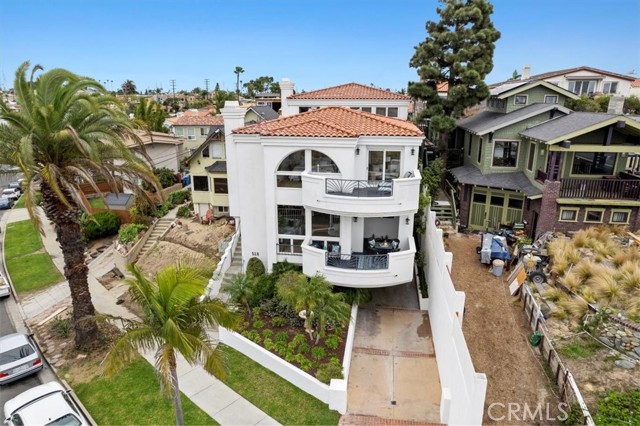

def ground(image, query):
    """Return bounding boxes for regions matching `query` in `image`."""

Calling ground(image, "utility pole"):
[204,78,210,99]
[170,79,176,110]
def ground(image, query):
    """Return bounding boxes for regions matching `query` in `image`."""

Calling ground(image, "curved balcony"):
[301,237,416,288]
[301,170,420,216]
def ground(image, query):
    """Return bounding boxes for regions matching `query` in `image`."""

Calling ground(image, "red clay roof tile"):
[289,83,410,100]
[233,106,423,138]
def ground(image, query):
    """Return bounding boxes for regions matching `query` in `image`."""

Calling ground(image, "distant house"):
[123,130,184,172]
[493,65,636,97]
[630,79,640,98]
[282,81,411,119]
[449,79,640,237]
[254,92,281,111]
[169,110,223,154]
[244,105,279,124]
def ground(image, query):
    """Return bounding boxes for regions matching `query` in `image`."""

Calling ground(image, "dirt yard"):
[135,218,234,277]
[446,233,562,425]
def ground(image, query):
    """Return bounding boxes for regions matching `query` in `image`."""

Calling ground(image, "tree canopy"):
[408,0,500,149]
[134,98,167,132]
[121,79,138,95]
[243,76,280,97]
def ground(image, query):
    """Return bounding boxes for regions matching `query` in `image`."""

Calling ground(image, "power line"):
[170,79,176,105]
[204,79,210,99]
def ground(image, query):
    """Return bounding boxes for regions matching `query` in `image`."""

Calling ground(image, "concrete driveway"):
[346,283,441,423]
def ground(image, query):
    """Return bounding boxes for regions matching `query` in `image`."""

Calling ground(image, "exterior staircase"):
[137,218,173,259]
[430,200,456,235]
[217,239,243,302]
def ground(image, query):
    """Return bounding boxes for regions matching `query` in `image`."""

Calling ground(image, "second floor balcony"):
[301,170,420,216]
[559,177,640,200]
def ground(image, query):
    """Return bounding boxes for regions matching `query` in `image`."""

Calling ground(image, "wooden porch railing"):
[560,178,640,200]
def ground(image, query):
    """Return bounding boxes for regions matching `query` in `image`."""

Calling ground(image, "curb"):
[1,209,22,304]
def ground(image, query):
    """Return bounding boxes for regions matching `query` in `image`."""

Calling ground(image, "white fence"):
[205,219,241,298]
[422,211,487,425]
[219,303,358,415]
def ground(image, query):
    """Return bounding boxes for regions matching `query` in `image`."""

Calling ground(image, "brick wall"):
[457,184,470,228]
[537,180,561,235]
[552,205,639,235]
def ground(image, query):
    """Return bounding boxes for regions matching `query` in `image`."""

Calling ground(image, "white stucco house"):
[281,80,411,120]
[222,101,423,288]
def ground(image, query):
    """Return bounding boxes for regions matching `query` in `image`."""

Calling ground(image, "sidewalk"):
[3,207,279,426]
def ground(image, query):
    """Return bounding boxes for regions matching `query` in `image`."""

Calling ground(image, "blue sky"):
[1,0,639,94]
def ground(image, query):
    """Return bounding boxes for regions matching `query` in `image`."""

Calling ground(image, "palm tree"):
[104,262,239,426]
[234,66,244,101]
[134,97,167,133]
[0,62,160,349]
[276,272,350,343]
[221,273,254,319]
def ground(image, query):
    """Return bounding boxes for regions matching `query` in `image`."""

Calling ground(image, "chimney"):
[221,101,247,217]
[607,95,625,115]
[280,78,298,117]
[221,100,245,133]
[522,65,531,81]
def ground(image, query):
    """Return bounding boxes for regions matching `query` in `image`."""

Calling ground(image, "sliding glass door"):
[368,150,401,180]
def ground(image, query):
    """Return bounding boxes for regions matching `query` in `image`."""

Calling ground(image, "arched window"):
[276,150,305,188]
[311,151,339,173]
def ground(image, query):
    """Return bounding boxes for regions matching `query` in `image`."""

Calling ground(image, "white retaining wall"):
[422,211,487,425]
[219,303,358,415]
[205,219,241,298]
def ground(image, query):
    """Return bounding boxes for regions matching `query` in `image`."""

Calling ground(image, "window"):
[387,107,398,117]
[278,205,305,235]
[278,150,305,172]
[572,152,616,175]
[477,138,483,163]
[211,142,223,158]
[568,80,597,95]
[559,208,579,222]
[602,82,618,94]
[493,141,519,167]
[175,127,184,137]
[202,144,210,158]
[277,237,303,255]
[187,128,196,140]
[368,150,401,180]
[218,206,229,213]
[584,208,604,223]
[514,95,528,105]
[544,95,558,104]
[213,178,228,194]
[200,127,209,136]
[508,198,523,210]
[527,143,536,171]
[311,151,339,173]
[467,133,472,156]
[193,176,209,191]
[375,107,386,116]
[472,192,486,203]
[361,107,372,113]
[610,209,630,224]
[312,211,340,237]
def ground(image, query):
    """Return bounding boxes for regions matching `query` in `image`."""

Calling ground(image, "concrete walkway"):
[2,207,279,426]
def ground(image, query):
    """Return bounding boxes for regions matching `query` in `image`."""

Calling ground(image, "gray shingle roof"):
[457,103,563,135]
[205,161,227,173]
[104,193,133,207]
[450,165,542,197]
[520,112,620,142]
[248,106,279,121]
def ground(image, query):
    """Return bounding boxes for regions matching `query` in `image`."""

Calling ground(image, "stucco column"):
[280,78,297,117]
[221,101,246,217]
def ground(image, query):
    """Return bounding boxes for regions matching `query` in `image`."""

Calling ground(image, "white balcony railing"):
[301,170,421,216]
[302,237,416,288]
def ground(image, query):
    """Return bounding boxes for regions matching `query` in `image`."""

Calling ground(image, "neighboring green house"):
[449,80,640,237]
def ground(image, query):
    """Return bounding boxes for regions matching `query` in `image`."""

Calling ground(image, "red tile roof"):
[233,107,423,138]
[172,113,224,126]
[289,83,410,100]
[632,79,640,88]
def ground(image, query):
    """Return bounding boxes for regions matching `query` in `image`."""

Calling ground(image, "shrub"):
[260,297,304,327]
[297,357,314,372]
[128,206,151,226]
[593,389,640,425]
[246,257,266,278]
[152,167,177,189]
[292,334,306,347]
[153,200,173,218]
[262,329,273,339]
[275,342,287,357]
[316,362,344,384]
[176,205,191,218]
[248,274,276,306]
[275,331,288,344]
[52,315,71,338]
[325,335,341,350]
[167,189,191,205]
[252,307,261,317]
[271,316,285,327]
[311,346,326,360]
[271,261,302,279]
[264,338,275,351]
[242,330,261,344]
[297,342,311,354]
[252,319,264,329]
[80,211,121,240]
[118,223,148,244]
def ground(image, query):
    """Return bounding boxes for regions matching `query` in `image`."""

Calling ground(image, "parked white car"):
[0,271,9,298]
[1,188,20,201]
[0,333,43,384]
[3,381,88,426]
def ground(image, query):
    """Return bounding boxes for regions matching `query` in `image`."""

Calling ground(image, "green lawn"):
[73,358,217,426]
[218,345,341,425]
[4,220,64,293]
[13,195,25,208]
[88,197,106,209]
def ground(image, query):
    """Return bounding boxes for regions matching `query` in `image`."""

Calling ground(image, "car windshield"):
[0,344,35,363]
[46,414,82,426]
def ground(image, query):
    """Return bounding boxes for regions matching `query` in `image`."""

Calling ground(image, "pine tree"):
[409,0,500,156]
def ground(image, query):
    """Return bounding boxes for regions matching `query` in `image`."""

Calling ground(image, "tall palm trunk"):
[41,184,98,348]
[169,351,185,426]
